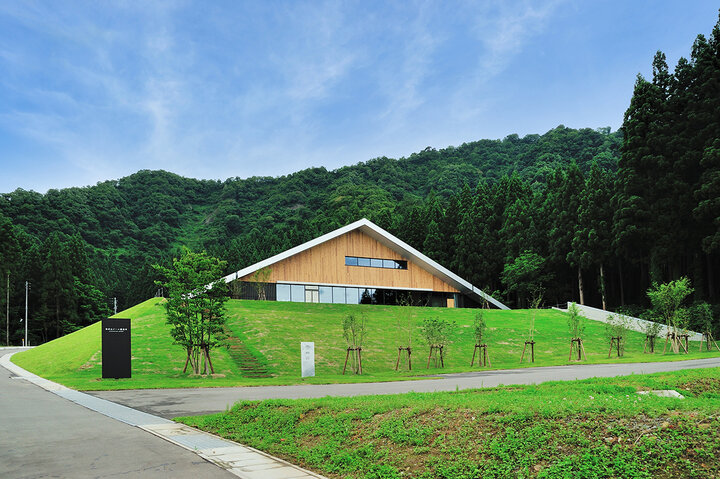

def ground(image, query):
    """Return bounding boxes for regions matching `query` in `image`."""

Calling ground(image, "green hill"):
[11,299,719,391]
[0,126,622,345]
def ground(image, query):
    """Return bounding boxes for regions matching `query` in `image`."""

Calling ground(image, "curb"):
[1,352,326,479]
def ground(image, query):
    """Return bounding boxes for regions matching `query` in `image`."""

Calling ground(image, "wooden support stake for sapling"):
[663,331,683,355]
[569,338,587,361]
[427,345,444,368]
[520,293,542,363]
[395,293,415,371]
[700,331,720,352]
[605,312,629,358]
[421,316,453,369]
[342,313,366,375]
[567,303,586,362]
[471,344,490,367]
[608,337,622,358]
[470,309,490,367]
[679,334,689,354]
[694,302,718,353]
[642,317,662,354]
[343,347,363,375]
[520,340,535,363]
[395,347,412,371]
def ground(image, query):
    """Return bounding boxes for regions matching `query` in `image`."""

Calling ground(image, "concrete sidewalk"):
[1,352,326,479]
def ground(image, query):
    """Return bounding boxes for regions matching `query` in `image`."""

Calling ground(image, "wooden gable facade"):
[223,218,509,309]
[239,229,457,293]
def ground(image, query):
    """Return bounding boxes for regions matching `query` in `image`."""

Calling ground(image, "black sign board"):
[102,318,131,379]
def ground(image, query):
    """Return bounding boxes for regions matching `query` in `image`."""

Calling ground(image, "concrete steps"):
[224,328,273,378]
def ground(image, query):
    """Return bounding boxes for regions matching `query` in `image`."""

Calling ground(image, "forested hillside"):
[0,126,620,343]
[1,13,718,345]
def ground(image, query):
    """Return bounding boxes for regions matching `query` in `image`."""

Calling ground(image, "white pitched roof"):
[223,218,509,309]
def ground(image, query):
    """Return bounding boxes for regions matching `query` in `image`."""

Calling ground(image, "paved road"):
[90,357,720,419]
[0,348,235,479]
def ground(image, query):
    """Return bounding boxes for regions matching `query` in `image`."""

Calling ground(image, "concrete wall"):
[553,303,703,341]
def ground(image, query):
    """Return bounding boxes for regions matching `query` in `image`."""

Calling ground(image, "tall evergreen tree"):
[547,163,585,303]
[573,162,615,309]
[0,215,20,345]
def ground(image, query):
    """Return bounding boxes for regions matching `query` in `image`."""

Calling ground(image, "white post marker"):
[301,342,315,377]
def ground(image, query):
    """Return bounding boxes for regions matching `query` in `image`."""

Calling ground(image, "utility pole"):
[6,272,9,346]
[24,281,28,347]
[113,297,117,316]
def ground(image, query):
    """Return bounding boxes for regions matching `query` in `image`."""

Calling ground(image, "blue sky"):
[0,1,718,193]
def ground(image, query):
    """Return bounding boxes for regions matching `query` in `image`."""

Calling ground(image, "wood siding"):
[240,230,458,293]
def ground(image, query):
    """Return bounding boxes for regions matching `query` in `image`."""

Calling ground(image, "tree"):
[420,316,455,368]
[342,313,366,374]
[40,233,75,340]
[605,312,629,357]
[528,289,544,342]
[640,311,663,354]
[546,163,585,303]
[501,251,551,308]
[573,162,615,309]
[422,219,443,261]
[687,302,713,334]
[567,302,586,339]
[153,250,229,375]
[646,277,693,353]
[472,310,487,346]
[567,302,587,361]
[0,215,20,345]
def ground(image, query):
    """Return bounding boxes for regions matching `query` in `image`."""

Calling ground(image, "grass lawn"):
[11,298,720,390]
[179,367,720,478]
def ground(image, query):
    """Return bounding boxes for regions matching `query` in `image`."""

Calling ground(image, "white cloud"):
[376,3,440,126]
[471,0,565,76]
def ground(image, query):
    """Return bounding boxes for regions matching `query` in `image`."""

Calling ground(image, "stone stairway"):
[224,328,273,378]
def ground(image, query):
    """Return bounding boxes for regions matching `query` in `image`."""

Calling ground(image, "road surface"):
[89,357,720,418]
[0,348,234,479]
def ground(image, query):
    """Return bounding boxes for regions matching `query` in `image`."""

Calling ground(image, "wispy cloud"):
[2,0,709,193]
[471,0,565,76]
[376,2,440,127]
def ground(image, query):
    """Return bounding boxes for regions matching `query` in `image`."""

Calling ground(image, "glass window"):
[332,287,345,304]
[359,288,375,304]
[291,285,305,302]
[276,283,291,302]
[383,289,397,305]
[319,286,333,303]
[345,287,360,304]
[346,256,408,269]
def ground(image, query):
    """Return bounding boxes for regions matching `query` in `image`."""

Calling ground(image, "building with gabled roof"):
[223,218,509,309]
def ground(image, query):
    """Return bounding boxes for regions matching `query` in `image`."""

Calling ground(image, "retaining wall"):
[553,302,702,342]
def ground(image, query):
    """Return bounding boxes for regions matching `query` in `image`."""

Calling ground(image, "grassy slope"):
[11,299,720,390]
[11,298,240,389]
[180,368,720,478]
